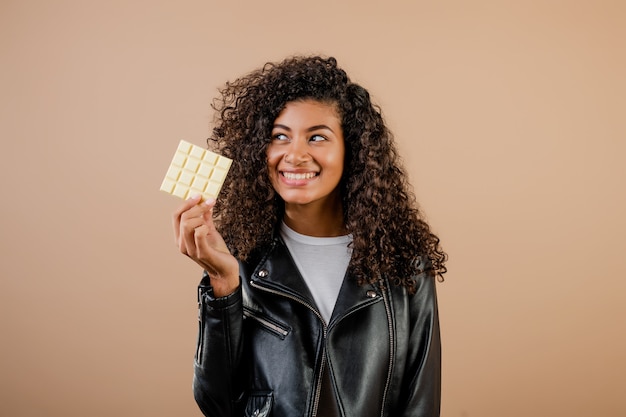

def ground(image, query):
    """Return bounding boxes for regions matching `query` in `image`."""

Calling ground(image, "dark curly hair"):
[208,55,447,293]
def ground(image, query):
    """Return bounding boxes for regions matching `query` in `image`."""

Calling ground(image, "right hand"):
[172,195,240,297]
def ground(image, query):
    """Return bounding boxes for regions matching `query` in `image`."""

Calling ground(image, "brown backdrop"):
[1,0,624,416]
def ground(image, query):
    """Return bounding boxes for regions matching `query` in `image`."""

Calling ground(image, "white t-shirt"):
[280,221,353,323]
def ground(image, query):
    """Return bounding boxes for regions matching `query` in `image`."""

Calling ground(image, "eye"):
[272,133,289,141]
[309,134,327,142]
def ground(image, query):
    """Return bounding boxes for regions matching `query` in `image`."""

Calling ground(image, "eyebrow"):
[273,124,335,133]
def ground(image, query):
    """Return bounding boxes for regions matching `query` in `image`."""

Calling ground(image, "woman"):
[173,55,447,417]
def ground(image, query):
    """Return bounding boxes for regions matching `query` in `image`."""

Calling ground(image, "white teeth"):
[283,172,317,180]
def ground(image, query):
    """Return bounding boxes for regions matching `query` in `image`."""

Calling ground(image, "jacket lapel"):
[250,237,383,325]
[329,274,382,326]
[250,237,317,307]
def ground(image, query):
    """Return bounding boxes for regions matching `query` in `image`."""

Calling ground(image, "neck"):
[283,195,346,237]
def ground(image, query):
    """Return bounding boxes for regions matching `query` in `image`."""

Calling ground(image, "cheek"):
[266,153,284,186]
[327,150,345,174]
[265,148,280,170]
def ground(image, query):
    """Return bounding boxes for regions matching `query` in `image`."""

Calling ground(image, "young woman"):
[173,55,447,417]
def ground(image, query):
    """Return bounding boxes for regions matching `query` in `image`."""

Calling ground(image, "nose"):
[284,138,310,165]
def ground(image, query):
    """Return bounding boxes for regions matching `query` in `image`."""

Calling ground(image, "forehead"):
[274,99,341,124]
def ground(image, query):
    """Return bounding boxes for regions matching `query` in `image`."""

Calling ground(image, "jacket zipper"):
[378,279,394,417]
[243,308,290,337]
[249,280,327,417]
[196,287,205,364]
[312,352,328,417]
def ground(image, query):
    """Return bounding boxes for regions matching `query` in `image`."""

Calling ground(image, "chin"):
[282,197,315,206]
[279,192,317,206]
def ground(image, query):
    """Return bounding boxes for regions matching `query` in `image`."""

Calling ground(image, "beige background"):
[1,0,624,416]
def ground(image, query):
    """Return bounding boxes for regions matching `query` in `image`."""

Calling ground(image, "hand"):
[172,195,240,297]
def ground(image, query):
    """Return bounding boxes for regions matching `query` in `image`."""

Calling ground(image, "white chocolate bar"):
[160,140,232,200]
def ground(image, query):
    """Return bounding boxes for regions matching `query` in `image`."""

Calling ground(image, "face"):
[266,99,345,210]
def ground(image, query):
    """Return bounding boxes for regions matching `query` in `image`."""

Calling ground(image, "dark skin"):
[173,99,347,297]
[173,196,240,297]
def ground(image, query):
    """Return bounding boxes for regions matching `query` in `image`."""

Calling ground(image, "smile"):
[281,171,318,180]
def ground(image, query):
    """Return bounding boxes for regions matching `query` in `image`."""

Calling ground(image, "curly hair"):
[208,55,447,293]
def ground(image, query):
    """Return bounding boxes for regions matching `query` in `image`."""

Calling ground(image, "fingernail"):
[189,193,201,201]
[204,198,216,205]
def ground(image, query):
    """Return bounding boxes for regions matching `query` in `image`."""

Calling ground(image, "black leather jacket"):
[193,236,441,417]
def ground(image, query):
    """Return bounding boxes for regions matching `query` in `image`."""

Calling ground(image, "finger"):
[172,194,202,243]
[193,224,214,265]
[200,198,217,230]
[175,197,215,248]
[184,198,218,257]
[181,197,216,223]
[193,224,231,278]
[180,215,208,255]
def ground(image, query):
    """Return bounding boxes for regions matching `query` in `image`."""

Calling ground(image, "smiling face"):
[266,99,345,213]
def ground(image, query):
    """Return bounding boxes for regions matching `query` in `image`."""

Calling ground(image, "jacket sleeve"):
[398,271,442,417]
[193,272,246,417]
